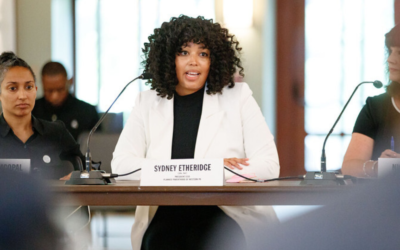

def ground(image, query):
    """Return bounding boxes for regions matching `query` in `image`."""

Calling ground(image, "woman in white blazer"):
[112,15,280,250]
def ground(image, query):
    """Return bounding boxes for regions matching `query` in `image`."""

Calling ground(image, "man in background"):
[32,62,99,140]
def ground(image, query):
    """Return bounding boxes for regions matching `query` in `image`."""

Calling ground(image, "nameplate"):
[378,158,400,177]
[141,158,224,186]
[0,159,31,174]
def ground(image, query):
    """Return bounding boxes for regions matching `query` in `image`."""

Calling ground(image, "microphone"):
[65,72,152,185]
[373,80,383,88]
[84,72,153,172]
[302,80,383,185]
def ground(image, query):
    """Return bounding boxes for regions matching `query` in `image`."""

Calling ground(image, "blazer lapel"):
[195,91,224,158]
[149,96,174,159]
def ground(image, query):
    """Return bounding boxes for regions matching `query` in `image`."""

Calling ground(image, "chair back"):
[78,132,120,173]
[99,112,123,133]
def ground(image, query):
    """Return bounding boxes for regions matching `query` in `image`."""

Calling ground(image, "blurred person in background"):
[32,61,99,140]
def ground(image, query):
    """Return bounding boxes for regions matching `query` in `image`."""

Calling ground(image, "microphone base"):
[65,170,114,185]
[300,172,345,186]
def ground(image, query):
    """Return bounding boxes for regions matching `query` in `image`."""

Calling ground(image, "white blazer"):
[112,82,280,249]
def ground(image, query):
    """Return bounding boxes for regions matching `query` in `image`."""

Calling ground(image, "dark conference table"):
[51,180,353,206]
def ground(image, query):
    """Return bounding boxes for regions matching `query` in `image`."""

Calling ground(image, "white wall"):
[16,0,52,97]
[51,0,73,79]
[215,0,276,134]
[262,0,276,136]
[215,0,262,104]
[0,0,17,111]
[0,0,16,52]
[13,0,276,130]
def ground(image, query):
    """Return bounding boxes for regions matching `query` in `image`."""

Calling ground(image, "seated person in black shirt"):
[32,61,99,140]
[0,52,84,179]
[342,25,400,177]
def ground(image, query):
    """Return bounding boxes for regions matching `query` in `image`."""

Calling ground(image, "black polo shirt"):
[0,114,84,179]
[32,94,99,140]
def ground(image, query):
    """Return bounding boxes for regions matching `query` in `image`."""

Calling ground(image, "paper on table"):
[226,173,256,183]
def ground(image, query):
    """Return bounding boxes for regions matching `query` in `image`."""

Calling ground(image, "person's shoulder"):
[35,117,68,134]
[137,89,162,105]
[140,89,159,98]
[34,117,68,137]
[35,97,46,103]
[32,97,46,111]
[223,82,251,92]
[220,82,253,99]
[71,96,97,110]
[365,92,390,107]
[34,118,77,145]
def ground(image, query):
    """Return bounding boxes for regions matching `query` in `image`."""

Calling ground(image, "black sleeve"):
[56,121,85,171]
[353,97,378,140]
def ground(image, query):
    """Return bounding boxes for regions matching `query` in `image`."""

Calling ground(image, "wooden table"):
[51,180,352,206]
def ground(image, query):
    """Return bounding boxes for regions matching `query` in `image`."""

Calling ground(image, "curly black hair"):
[141,15,244,99]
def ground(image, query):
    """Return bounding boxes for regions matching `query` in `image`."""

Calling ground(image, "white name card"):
[0,159,31,174]
[141,158,224,186]
[378,158,400,177]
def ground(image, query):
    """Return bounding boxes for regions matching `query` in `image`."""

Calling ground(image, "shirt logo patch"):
[71,119,79,129]
[43,155,51,164]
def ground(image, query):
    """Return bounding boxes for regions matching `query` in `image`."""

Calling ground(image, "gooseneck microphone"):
[320,80,383,172]
[85,72,153,172]
[301,80,383,185]
[65,72,152,185]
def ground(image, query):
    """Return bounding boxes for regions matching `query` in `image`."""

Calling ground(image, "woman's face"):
[175,42,210,96]
[0,66,37,118]
[388,46,400,82]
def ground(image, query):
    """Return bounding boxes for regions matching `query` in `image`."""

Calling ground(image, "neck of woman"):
[3,112,33,143]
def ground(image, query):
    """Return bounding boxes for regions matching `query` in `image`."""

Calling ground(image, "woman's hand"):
[60,172,72,181]
[380,149,400,158]
[224,158,249,170]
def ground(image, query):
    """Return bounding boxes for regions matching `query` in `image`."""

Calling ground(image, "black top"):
[32,94,99,140]
[353,93,400,159]
[0,114,84,179]
[171,87,205,159]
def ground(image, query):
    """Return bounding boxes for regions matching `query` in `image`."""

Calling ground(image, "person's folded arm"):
[342,132,374,177]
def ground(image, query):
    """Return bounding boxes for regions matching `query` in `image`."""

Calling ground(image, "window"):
[304,0,394,171]
[75,0,215,117]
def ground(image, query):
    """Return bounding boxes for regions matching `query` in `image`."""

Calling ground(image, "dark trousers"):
[141,206,246,250]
